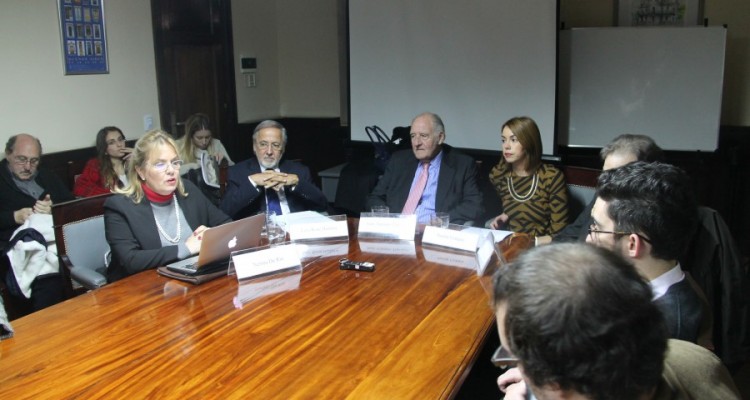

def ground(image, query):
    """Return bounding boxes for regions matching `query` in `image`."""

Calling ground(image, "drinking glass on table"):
[429,212,450,228]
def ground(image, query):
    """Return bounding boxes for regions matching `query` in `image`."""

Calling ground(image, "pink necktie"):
[402,162,429,214]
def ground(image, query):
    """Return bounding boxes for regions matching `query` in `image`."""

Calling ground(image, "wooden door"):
[151,0,237,147]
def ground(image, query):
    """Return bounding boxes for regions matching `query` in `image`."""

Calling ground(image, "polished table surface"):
[0,223,498,399]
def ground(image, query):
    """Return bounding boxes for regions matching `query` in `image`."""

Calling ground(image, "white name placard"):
[358,215,416,240]
[232,244,302,281]
[295,241,349,260]
[358,240,417,256]
[476,232,496,275]
[288,220,348,241]
[422,247,478,270]
[422,226,480,252]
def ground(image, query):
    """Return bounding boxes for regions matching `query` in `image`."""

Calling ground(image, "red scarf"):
[141,182,173,203]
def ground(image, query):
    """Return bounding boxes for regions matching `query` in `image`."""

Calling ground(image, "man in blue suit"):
[366,112,483,225]
[220,120,327,220]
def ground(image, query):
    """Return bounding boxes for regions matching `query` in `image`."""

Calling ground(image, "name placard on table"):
[287,217,348,241]
[231,243,302,281]
[422,225,480,252]
[358,213,417,240]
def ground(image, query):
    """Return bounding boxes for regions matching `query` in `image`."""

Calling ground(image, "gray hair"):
[253,120,288,145]
[599,134,663,163]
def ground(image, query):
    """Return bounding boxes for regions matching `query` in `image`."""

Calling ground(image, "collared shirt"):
[650,263,685,300]
[408,150,443,224]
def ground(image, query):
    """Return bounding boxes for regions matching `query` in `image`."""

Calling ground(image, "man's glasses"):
[106,136,126,146]
[257,141,282,150]
[149,160,183,172]
[13,156,40,166]
[588,223,651,244]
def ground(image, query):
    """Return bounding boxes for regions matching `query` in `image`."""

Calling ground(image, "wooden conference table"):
[0,221,502,399]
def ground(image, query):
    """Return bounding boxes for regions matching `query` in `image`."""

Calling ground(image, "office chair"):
[52,193,113,293]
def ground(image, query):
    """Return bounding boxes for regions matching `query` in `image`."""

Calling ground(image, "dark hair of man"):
[95,126,125,190]
[599,134,664,163]
[492,243,667,400]
[596,161,697,260]
[5,134,43,155]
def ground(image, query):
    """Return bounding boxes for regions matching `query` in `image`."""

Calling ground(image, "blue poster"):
[59,0,108,74]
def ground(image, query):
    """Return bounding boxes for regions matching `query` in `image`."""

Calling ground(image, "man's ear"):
[438,132,446,145]
[626,233,646,258]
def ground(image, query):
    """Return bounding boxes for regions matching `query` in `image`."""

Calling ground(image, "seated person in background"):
[220,120,327,220]
[104,130,230,282]
[177,112,234,179]
[1,133,74,245]
[73,126,132,197]
[488,116,568,235]
[366,112,483,225]
[493,243,739,400]
[537,133,664,245]
[588,161,705,343]
[177,113,234,205]
[1,133,74,311]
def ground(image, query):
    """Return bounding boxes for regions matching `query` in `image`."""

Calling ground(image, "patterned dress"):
[489,162,569,236]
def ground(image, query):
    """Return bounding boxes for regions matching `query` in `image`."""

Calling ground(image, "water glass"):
[430,212,450,228]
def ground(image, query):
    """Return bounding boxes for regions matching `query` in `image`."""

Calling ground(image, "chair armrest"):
[70,267,107,290]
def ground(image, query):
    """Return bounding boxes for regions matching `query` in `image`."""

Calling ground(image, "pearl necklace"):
[154,194,181,243]
[507,173,538,203]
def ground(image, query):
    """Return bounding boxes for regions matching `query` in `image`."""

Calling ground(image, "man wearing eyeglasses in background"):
[587,161,705,343]
[220,120,328,220]
[0,133,74,246]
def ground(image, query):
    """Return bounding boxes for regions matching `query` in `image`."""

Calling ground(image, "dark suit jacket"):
[366,145,483,225]
[654,278,705,343]
[553,198,594,243]
[104,180,231,282]
[0,159,74,244]
[220,158,328,220]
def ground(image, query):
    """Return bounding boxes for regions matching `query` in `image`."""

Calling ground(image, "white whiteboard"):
[349,0,557,152]
[558,27,726,151]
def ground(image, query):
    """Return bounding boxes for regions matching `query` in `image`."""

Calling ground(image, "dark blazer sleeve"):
[283,161,328,212]
[365,150,416,213]
[105,181,231,281]
[436,149,483,225]
[553,198,593,243]
[220,160,264,219]
[39,169,75,204]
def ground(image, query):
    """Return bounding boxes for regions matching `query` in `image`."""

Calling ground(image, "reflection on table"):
[0,218,521,399]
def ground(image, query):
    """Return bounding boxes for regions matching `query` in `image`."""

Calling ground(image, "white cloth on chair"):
[6,214,59,299]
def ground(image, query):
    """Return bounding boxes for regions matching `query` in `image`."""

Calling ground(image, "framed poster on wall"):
[615,0,705,26]
[58,0,108,74]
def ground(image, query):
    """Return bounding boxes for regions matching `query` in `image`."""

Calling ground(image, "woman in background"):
[74,126,132,197]
[488,116,568,236]
[104,130,230,282]
[177,113,233,178]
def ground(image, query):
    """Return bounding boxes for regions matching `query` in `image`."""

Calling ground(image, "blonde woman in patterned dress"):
[488,116,568,236]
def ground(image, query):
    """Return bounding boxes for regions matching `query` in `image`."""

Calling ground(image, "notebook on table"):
[166,213,266,276]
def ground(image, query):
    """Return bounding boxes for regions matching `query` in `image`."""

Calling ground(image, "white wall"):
[232,0,340,123]
[0,0,160,154]
[562,0,750,127]
[231,0,281,122]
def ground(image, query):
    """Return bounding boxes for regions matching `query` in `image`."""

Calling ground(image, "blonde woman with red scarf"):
[104,130,230,282]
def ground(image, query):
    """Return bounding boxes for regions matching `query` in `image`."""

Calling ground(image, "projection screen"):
[349,0,558,153]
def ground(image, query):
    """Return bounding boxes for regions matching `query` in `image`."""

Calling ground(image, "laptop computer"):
[166,213,266,276]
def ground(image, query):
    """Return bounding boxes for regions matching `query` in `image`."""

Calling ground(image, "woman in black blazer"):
[104,130,230,282]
